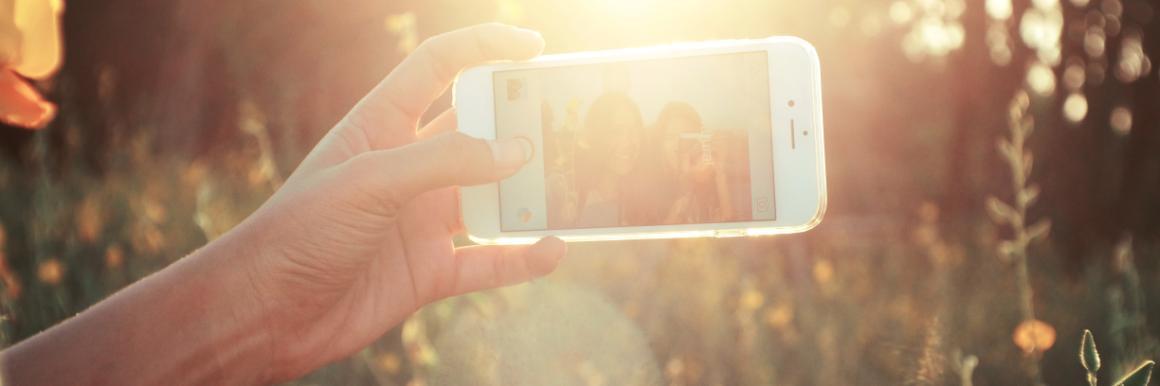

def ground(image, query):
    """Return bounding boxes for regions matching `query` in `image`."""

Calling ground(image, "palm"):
[260,118,461,370]
[246,24,563,382]
[277,189,458,372]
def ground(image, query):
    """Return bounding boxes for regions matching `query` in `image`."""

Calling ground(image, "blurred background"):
[0,0,1158,384]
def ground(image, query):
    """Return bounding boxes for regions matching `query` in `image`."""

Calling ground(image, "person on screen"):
[564,91,644,228]
[625,101,735,225]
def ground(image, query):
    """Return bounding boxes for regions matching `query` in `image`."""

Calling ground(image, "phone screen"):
[493,51,776,231]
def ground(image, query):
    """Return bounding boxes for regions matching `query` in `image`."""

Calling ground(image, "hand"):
[709,130,735,175]
[217,23,565,382]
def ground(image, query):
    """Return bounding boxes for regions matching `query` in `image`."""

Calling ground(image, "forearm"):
[0,235,272,385]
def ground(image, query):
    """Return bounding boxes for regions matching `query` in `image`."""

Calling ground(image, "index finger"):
[348,23,545,149]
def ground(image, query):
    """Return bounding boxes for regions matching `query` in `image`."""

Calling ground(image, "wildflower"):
[378,352,401,375]
[1,272,20,299]
[1013,318,1056,355]
[812,259,834,284]
[105,244,124,269]
[37,257,64,285]
[75,195,103,242]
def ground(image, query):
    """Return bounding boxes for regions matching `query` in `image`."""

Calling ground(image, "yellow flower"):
[1,272,20,299]
[764,302,794,329]
[812,259,834,284]
[1013,318,1056,355]
[739,289,764,311]
[105,244,124,269]
[37,257,64,285]
[378,352,401,375]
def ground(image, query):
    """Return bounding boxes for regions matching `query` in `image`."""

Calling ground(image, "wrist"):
[194,227,279,384]
[0,228,277,385]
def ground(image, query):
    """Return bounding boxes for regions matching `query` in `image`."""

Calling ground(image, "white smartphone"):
[454,37,826,244]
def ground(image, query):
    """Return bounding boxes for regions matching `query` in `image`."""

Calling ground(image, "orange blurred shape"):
[378,352,401,375]
[0,0,64,129]
[37,258,64,285]
[1013,318,1057,355]
[764,302,794,329]
[740,289,764,311]
[134,226,165,255]
[105,244,124,269]
[812,259,834,284]
[2,272,20,299]
[75,195,104,243]
[0,68,54,128]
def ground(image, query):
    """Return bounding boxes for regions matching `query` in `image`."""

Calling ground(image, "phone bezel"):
[454,37,826,244]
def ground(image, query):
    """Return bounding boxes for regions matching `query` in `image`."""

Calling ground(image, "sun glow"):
[900,0,966,61]
[1020,0,1063,65]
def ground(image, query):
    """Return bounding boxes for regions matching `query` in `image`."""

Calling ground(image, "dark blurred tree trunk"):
[1044,0,1160,269]
[941,0,1028,242]
[940,0,984,240]
[1116,3,1160,244]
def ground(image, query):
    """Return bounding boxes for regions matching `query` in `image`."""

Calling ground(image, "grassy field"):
[1,0,1158,384]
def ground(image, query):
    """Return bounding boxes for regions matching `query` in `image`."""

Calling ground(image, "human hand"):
[214,23,564,382]
[708,130,735,175]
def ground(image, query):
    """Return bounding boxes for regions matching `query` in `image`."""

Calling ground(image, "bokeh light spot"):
[1110,106,1132,136]
[986,0,1013,20]
[1114,30,1150,83]
[890,1,915,25]
[1021,2,1064,65]
[1084,26,1106,58]
[829,6,851,28]
[1063,60,1086,91]
[1063,92,1088,123]
[1027,62,1056,96]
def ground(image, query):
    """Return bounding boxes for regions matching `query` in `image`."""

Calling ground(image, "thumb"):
[340,132,532,215]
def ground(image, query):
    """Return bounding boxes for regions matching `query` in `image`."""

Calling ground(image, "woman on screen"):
[560,91,644,228]
[626,101,735,225]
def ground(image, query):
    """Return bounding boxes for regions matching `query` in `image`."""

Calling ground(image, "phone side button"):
[714,229,748,238]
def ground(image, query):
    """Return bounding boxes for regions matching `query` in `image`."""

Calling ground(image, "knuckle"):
[436,132,487,176]
[343,153,405,218]
[490,253,506,288]
[444,131,481,154]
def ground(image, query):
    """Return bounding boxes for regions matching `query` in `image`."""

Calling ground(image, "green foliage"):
[1080,329,1154,386]
[1082,329,1100,386]
[1082,330,1101,373]
[1116,361,1154,386]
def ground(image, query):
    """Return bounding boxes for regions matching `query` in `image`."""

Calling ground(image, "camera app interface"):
[493,52,775,231]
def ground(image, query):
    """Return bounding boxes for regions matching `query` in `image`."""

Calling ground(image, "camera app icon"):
[755,197,770,212]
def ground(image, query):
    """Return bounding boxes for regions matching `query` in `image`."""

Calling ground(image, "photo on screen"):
[493,52,774,231]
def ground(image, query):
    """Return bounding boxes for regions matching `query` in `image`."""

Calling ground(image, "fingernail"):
[489,137,533,171]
